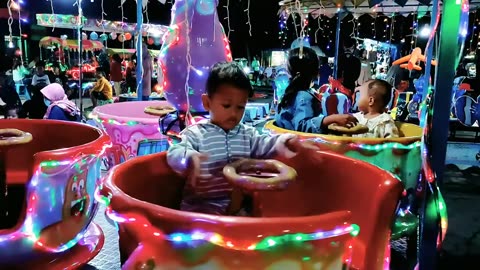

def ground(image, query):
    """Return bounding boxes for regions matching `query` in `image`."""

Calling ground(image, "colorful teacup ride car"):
[0,119,110,269]
[90,101,173,170]
[264,121,447,248]
[98,148,403,270]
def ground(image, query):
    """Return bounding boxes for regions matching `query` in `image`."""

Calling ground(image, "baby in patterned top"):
[353,79,400,139]
[167,62,311,215]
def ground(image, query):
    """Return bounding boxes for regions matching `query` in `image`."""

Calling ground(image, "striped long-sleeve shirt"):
[167,122,294,215]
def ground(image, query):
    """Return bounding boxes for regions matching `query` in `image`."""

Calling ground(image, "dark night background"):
[0,0,479,63]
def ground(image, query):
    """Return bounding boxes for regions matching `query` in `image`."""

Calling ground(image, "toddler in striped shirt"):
[167,62,306,215]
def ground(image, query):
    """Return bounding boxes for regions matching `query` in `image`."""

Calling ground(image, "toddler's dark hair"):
[368,79,393,108]
[4,105,20,119]
[206,62,253,98]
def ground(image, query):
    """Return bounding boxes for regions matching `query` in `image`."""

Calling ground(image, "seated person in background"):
[167,62,311,215]
[0,76,22,110]
[275,47,357,134]
[353,79,399,139]
[90,68,113,108]
[41,83,81,122]
[31,63,50,87]
[4,105,19,119]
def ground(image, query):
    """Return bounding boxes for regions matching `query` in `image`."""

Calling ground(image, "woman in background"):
[41,83,81,121]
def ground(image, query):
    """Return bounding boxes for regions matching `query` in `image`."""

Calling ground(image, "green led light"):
[350,224,360,237]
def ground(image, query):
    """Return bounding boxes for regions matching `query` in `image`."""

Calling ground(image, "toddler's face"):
[202,84,248,131]
[357,83,372,113]
[6,109,18,119]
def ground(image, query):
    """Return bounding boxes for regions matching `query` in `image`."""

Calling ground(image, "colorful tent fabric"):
[39,36,64,48]
[63,40,104,52]
[107,48,160,58]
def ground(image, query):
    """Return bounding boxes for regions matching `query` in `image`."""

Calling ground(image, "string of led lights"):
[293,0,307,40]
[6,0,14,49]
[278,10,288,47]
[469,10,478,51]
[410,12,418,50]
[181,0,195,158]
[348,16,355,39]
[224,0,233,38]
[382,16,388,40]
[101,0,106,41]
[372,13,377,39]
[145,1,150,25]
[245,0,252,36]
[17,0,23,63]
[100,204,360,252]
[389,14,395,43]
[49,0,56,31]
[120,0,126,51]
[314,8,323,43]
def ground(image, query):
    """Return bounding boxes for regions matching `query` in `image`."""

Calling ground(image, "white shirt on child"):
[32,74,50,86]
[167,122,295,215]
[352,112,399,139]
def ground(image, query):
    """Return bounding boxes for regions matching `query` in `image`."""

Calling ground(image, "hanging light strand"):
[410,12,418,50]
[180,0,197,158]
[101,0,106,35]
[120,0,125,50]
[293,0,307,39]
[49,0,56,31]
[349,16,356,38]
[245,0,252,36]
[17,1,23,62]
[224,0,233,38]
[389,14,395,43]
[145,1,150,25]
[469,10,478,51]
[314,7,324,43]
[6,0,13,48]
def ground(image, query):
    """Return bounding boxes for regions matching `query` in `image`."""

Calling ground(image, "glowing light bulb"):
[8,41,14,48]
[419,26,431,38]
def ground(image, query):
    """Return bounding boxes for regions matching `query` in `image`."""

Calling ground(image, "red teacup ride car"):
[0,119,110,269]
[98,144,403,270]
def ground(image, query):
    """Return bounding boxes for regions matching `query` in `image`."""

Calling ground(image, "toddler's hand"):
[325,114,358,128]
[286,136,319,153]
[186,153,209,187]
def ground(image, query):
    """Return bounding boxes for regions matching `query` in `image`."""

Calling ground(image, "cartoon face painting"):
[38,168,92,249]
[63,170,90,222]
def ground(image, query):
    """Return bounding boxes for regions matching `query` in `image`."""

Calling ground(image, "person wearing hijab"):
[40,83,81,121]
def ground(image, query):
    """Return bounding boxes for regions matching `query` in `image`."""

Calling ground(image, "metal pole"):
[431,0,462,190]
[136,0,143,101]
[419,3,462,269]
[333,11,342,79]
[78,0,84,117]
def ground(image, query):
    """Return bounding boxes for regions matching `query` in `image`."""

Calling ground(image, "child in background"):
[353,79,399,138]
[89,68,113,108]
[31,63,51,87]
[167,62,309,215]
[4,106,19,119]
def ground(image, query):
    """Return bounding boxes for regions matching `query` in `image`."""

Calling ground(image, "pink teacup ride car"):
[0,119,110,269]
[98,144,404,270]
